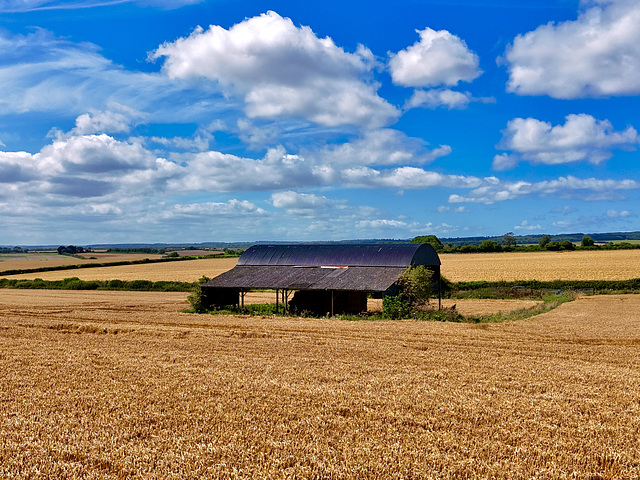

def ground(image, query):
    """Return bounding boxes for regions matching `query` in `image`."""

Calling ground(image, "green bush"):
[187,288,206,313]
[396,265,434,307]
[419,308,466,323]
[382,295,412,319]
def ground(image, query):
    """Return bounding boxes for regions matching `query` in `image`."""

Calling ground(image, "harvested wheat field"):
[0,252,165,272]
[440,249,640,282]
[1,290,639,478]
[3,256,238,282]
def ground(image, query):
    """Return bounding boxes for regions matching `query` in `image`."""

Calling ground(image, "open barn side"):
[201,243,441,315]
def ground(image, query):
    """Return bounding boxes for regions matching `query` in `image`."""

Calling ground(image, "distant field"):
[609,239,640,245]
[440,249,640,282]
[0,252,165,272]
[0,290,638,478]
[4,249,640,283]
[3,257,237,282]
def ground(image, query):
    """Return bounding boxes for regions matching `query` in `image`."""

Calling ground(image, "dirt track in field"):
[0,290,638,478]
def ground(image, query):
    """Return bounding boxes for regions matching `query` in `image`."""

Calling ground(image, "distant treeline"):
[413,234,640,253]
[0,247,29,254]
[105,247,243,256]
[58,245,89,256]
[437,231,640,248]
[106,247,170,254]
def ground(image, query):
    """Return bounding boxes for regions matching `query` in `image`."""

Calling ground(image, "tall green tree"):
[411,235,444,251]
[502,232,516,247]
[581,235,595,247]
[539,235,551,248]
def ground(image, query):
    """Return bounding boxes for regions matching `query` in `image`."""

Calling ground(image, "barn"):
[201,243,441,316]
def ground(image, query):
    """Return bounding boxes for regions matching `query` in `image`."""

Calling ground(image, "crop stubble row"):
[0,290,639,478]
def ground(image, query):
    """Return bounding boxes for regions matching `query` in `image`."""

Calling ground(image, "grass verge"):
[474,291,575,323]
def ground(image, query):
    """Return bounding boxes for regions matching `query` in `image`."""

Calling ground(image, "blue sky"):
[1,0,639,245]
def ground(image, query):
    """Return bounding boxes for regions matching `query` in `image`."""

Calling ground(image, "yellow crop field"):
[3,257,238,282]
[0,290,638,478]
[0,252,165,272]
[440,249,640,282]
[4,249,640,283]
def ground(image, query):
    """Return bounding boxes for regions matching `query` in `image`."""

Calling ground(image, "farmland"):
[1,256,237,282]
[1,289,639,478]
[1,249,639,477]
[0,252,166,272]
[439,249,640,282]
[3,249,640,283]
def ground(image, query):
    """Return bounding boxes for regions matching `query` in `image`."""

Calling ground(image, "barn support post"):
[275,289,279,314]
[331,290,334,317]
[240,289,246,310]
[283,289,290,314]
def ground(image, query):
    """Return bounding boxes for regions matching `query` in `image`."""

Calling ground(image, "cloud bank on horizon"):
[0,0,638,244]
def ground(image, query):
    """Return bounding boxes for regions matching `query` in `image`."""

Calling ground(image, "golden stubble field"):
[0,252,166,272]
[4,249,640,283]
[440,249,640,282]
[1,290,639,478]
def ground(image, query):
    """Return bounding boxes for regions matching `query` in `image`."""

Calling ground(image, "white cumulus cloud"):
[514,220,542,231]
[495,114,639,169]
[405,89,472,110]
[309,129,450,167]
[270,191,337,215]
[73,106,144,135]
[159,199,266,219]
[504,0,640,98]
[389,27,481,87]
[449,175,640,204]
[151,11,398,128]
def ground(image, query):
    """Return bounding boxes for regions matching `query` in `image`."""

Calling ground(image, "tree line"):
[412,234,639,253]
[0,247,29,254]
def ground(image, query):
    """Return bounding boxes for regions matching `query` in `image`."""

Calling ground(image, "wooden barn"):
[201,243,441,316]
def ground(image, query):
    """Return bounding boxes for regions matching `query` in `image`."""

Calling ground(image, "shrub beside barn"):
[201,243,441,315]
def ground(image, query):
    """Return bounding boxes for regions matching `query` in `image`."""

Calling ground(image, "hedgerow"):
[0,277,194,292]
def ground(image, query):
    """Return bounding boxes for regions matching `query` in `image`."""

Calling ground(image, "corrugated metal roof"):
[203,243,440,293]
[202,265,407,292]
[237,243,440,268]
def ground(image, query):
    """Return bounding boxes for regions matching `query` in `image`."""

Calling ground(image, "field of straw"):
[0,252,165,272]
[1,289,639,478]
[4,249,640,283]
[2,257,238,282]
[439,249,640,282]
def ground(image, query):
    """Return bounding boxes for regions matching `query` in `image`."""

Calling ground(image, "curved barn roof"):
[203,243,440,293]
[237,243,440,268]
